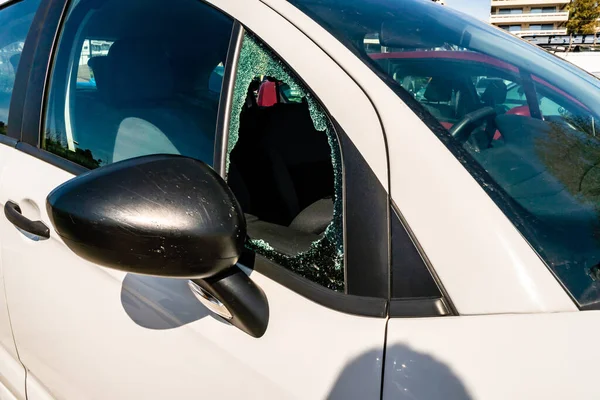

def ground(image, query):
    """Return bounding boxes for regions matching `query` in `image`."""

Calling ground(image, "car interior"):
[417,76,480,124]
[386,56,600,289]
[228,77,336,256]
[389,60,521,125]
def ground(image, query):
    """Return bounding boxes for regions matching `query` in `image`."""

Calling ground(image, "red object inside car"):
[506,105,531,117]
[257,81,278,107]
[440,121,454,130]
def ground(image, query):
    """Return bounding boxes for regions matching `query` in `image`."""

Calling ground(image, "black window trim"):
[10,0,66,146]
[3,0,54,142]
[0,134,18,148]
[390,201,456,317]
[11,0,453,317]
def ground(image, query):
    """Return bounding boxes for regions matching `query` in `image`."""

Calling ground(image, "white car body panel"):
[385,313,600,399]
[259,0,576,315]
[25,375,53,400]
[0,2,389,398]
[0,150,386,400]
[0,145,25,400]
[0,0,593,399]
[0,344,25,400]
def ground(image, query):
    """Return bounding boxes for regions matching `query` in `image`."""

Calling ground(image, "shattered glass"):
[228,33,345,291]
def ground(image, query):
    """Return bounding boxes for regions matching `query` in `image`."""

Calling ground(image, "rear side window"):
[0,0,41,135]
[44,0,233,169]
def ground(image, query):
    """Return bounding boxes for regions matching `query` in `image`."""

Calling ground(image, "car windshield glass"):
[290,0,600,307]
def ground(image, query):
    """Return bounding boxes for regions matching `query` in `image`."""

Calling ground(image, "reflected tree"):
[44,130,102,169]
[536,114,600,201]
[535,113,600,248]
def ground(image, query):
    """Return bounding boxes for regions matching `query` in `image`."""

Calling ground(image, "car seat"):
[80,39,216,165]
[481,79,509,115]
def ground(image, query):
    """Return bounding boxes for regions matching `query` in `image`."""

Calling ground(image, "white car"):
[0,0,598,398]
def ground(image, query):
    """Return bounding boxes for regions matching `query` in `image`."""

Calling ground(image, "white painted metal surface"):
[0,151,386,400]
[0,0,593,399]
[260,0,577,315]
[0,384,18,400]
[0,1,18,7]
[0,145,25,400]
[0,2,388,398]
[25,374,54,400]
[0,344,25,400]
[385,313,600,399]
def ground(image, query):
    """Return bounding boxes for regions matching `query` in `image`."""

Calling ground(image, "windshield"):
[290,0,600,307]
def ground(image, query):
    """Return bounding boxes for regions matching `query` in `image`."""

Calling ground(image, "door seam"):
[379,316,389,400]
[2,277,28,400]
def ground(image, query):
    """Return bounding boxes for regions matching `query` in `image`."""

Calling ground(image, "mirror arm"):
[190,266,269,338]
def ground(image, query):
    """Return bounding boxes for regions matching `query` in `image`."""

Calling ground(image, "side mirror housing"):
[47,155,246,278]
[47,155,268,337]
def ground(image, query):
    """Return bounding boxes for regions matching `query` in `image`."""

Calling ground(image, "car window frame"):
[11,0,453,318]
[0,0,53,144]
[215,23,452,317]
[214,25,390,313]
[7,0,88,173]
[0,0,41,147]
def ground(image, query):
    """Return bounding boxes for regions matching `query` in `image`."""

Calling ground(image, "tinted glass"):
[0,0,41,135]
[44,0,233,169]
[290,0,600,306]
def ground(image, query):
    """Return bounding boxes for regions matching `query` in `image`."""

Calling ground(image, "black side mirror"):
[47,155,268,337]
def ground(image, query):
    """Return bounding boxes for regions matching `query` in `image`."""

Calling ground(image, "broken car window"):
[226,34,344,291]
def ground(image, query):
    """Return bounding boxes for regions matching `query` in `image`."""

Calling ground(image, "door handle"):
[4,201,50,239]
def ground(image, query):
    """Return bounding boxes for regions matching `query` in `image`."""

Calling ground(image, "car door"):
[264,0,600,399]
[0,1,43,398]
[266,0,600,398]
[0,0,396,399]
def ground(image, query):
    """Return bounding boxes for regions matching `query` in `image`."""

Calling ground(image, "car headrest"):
[424,78,453,103]
[104,40,174,105]
[289,198,333,235]
[481,79,507,106]
[9,54,20,73]
[87,56,109,93]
